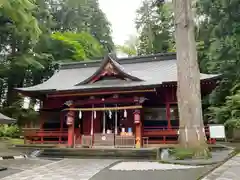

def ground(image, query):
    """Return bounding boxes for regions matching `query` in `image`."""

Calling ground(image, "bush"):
[208,90,240,136]
[169,148,195,160]
[169,147,211,160]
[0,125,20,138]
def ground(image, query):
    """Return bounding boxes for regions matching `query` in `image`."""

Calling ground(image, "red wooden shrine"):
[18,53,219,148]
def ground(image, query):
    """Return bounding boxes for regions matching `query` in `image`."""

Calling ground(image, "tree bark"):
[173,0,208,155]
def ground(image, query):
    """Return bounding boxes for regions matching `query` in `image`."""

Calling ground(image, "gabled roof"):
[16,53,219,94]
[77,54,142,85]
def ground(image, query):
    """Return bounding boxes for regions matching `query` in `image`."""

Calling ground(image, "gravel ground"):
[91,162,215,180]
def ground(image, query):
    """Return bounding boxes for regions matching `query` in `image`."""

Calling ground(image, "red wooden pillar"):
[67,111,75,147]
[134,110,142,148]
[39,111,44,144]
[166,103,171,129]
[165,89,172,129]
[59,112,64,143]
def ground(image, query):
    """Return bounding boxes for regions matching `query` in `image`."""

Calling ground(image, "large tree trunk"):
[173,0,208,155]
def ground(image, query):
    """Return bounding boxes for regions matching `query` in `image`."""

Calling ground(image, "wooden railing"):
[93,133,115,147]
[115,136,135,148]
[22,128,68,144]
[81,135,93,147]
[143,125,215,144]
[22,125,215,145]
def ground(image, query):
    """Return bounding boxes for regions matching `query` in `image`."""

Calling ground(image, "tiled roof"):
[16,53,219,93]
[0,113,16,124]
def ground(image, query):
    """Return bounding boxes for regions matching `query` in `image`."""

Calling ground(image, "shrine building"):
[17,53,219,148]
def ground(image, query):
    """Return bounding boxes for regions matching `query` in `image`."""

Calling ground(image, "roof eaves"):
[15,87,56,93]
[161,74,221,84]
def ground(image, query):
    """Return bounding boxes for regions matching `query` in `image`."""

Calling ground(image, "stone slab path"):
[0,159,117,180]
[0,159,53,171]
[202,153,240,180]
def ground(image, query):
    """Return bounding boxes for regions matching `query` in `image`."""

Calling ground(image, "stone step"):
[40,147,159,159]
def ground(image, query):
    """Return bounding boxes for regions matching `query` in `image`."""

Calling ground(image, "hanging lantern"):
[66,112,74,125]
[79,110,82,119]
[93,111,97,119]
[124,109,127,118]
[109,110,112,119]
[134,110,141,124]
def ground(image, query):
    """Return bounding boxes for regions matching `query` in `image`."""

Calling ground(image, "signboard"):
[209,124,226,139]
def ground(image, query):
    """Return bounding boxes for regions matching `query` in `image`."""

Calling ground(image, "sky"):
[99,0,142,46]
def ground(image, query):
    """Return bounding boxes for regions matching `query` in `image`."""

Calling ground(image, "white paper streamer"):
[109,110,112,119]
[93,111,96,119]
[79,111,82,119]
[124,110,127,118]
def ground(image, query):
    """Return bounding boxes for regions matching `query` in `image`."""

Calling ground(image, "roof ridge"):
[60,52,176,70]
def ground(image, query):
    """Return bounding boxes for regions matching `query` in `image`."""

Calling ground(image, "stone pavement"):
[0,159,118,180]
[0,141,25,157]
[0,158,53,171]
[0,158,217,180]
[202,153,240,180]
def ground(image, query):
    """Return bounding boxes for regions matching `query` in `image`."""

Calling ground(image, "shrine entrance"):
[69,105,140,148]
[94,109,120,147]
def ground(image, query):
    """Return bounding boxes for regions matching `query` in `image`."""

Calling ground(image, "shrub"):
[208,90,240,135]
[0,125,20,138]
[169,147,211,160]
[169,148,195,160]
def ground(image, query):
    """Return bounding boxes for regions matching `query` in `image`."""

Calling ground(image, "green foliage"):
[208,89,240,129]
[136,0,174,55]
[0,0,41,40]
[0,125,20,138]
[50,0,114,52]
[0,100,39,126]
[170,148,196,160]
[51,32,104,61]
[196,0,240,130]
[116,35,139,56]
[170,147,211,160]
[116,45,137,57]
[0,0,114,115]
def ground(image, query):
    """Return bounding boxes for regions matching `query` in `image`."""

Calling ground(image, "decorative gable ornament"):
[64,100,73,107]
[76,54,143,85]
